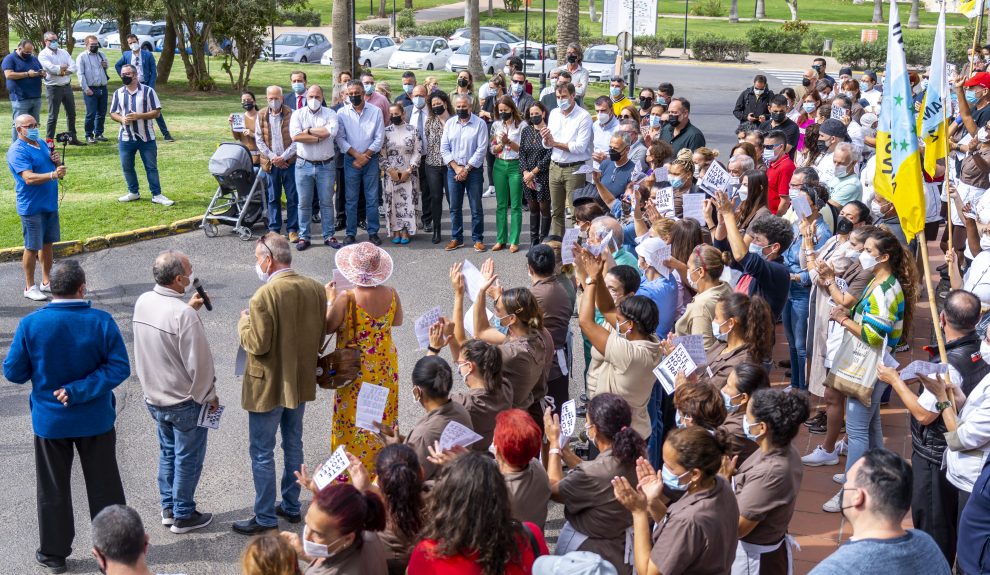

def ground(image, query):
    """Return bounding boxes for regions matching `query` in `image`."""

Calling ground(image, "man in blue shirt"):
[441,93,489,252]
[2,39,45,137]
[335,80,384,246]
[7,114,65,302]
[3,260,129,574]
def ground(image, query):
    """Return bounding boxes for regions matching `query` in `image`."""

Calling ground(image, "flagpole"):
[918,231,950,363]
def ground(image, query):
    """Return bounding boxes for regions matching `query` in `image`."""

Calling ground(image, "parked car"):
[105,20,167,51]
[583,44,639,82]
[388,36,452,71]
[447,26,523,51]
[321,34,396,68]
[262,32,331,63]
[511,43,557,78]
[446,41,510,75]
[70,19,117,48]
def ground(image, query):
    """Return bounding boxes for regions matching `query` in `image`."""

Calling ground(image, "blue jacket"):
[3,301,130,439]
[114,49,157,88]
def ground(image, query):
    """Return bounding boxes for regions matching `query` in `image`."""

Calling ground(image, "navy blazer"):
[114,49,157,88]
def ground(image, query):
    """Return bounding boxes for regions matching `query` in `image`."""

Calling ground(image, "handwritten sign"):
[313,445,350,490]
[197,404,225,429]
[574,164,594,175]
[231,113,245,132]
[830,105,847,120]
[461,259,484,302]
[355,383,390,432]
[558,399,576,449]
[899,360,948,382]
[439,421,483,450]
[653,344,698,394]
[654,186,675,216]
[587,230,613,257]
[415,306,442,350]
[882,346,900,369]
[562,228,581,265]
[682,193,707,226]
[698,160,730,197]
[790,192,813,219]
[652,165,668,183]
[673,335,707,366]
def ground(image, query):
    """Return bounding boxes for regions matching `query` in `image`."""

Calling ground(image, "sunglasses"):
[620,114,634,119]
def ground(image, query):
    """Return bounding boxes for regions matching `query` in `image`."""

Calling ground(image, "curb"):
[0,216,203,263]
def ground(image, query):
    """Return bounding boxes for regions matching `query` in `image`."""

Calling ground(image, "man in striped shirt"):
[110,64,174,206]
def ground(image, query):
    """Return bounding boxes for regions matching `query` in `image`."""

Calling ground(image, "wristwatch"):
[585,277,596,285]
[935,400,952,412]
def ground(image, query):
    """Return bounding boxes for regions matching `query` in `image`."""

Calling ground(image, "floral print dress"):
[380,123,423,235]
[331,291,399,472]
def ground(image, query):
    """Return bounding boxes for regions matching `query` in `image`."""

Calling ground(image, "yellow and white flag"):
[960,0,985,18]
[875,0,926,239]
[918,3,948,176]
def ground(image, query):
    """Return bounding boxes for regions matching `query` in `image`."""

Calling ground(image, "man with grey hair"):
[3,260,128,574]
[257,84,299,242]
[618,119,646,170]
[336,79,384,246]
[829,141,863,207]
[593,132,637,218]
[234,232,327,535]
[588,215,638,268]
[441,92,489,251]
[91,505,157,575]
[132,250,217,534]
[110,63,172,205]
[290,84,340,250]
[38,31,83,145]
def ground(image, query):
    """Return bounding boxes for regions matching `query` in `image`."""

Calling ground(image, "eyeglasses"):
[259,239,274,261]
[763,143,781,149]
[620,114,633,119]
[512,80,524,85]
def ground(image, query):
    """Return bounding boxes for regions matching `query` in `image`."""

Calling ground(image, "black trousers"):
[912,451,958,566]
[418,165,432,223]
[423,164,448,230]
[35,428,126,558]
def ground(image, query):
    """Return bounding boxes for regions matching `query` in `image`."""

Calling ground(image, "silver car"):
[264,32,331,63]
[512,43,557,78]
[583,44,640,83]
[71,19,118,48]
[446,41,511,75]
[321,35,396,69]
[447,26,523,51]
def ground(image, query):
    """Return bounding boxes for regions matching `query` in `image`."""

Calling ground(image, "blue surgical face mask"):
[722,391,742,414]
[493,313,512,335]
[669,177,684,189]
[742,415,763,441]
[363,82,375,95]
[512,82,523,95]
[712,319,728,342]
[675,410,688,429]
[403,83,413,94]
[413,96,425,109]
[25,127,40,141]
[803,102,816,113]
[649,115,662,127]
[966,90,980,104]
[557,99,571,111]
[610,86,621,98]
[749,242,768,259]
[661,465,690,491]
[292,82,306,94]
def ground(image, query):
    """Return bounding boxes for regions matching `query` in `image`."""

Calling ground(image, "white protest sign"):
[574,164,594,175]
[790,192,813,220]
[682,193,707,226]
[562,228,581,265]
[313,445,350,490]
[414,306,443,350]
[899,360,948,382]
[355,383,390,432]
[830,105,847,120]
[463,306,495,337]
[556,348,569,376]
[439,421,483,450]
[197,404,225,429]
[882,346,900,369]
[235,346,247,376]
[461,259,485,302]
[698,161,730,196]
[653,165,669,183]
[558,399,576,449]
[332,269,355,291]
[586,230,613,258]
[231,113,245,132]
[654,187,675,216]
[673,335,707,366]
[652,344,698,394]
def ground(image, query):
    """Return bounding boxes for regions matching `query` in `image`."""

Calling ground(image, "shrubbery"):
[278,8,320,26]
[634,34,666,58]
[690,0,727,17]
[360,23,391,36]
[690,34,749,62]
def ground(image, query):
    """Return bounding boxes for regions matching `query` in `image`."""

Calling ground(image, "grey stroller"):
[201,142,267,240]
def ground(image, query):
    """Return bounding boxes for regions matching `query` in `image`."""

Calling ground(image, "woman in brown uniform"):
[717,363,769,466]
[545,393,646,575]
[725,388,809,575]
[673,381,726,431]
[494,408,551,530]
[674,245,732,350]
[613,426,740,575]
[705,292,774,389]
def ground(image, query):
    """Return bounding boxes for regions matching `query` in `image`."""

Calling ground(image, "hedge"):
[633,34,666,58]
[278,9,320,26]
[414,20,463,40]
[746,24,826,55]
[690,34,749,62]
[360,23,391,36]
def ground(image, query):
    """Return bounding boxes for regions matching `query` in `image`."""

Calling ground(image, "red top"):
[407,522,549,575]
[766,154,796,214]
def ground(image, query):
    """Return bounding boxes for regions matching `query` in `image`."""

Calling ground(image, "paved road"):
[0,62,763,573]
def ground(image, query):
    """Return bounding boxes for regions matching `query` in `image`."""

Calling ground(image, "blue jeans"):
[146,400,209,520]
[119,138,161,196]
[296,159,336,241]
[782,289,810,390]
[447,167,484,243]
[844,382,887,473]
[248,404,305,527]
[343,155,380,237]
[266,164,298,234]
[83,86,108,138]
[11,97,42,138]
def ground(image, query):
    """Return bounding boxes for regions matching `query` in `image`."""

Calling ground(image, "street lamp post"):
[629,1,636,97]
[541,0,547,90]
[353,0,360,73]
[524,0,529,82]
[683,0,689,56]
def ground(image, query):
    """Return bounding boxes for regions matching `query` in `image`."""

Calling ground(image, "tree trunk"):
[589,0,598,23]
[157,14,178,85]
[0,0,8,97]
[64,13,74,54]
[405,0,412,8]
[729,0,739,23]
[488,0,493,18]
[755,0,765,19]
[118,4,132,42]
[165,4,215,91]
[785,0,798,20]
[468,0,485,79]
[379,0,386,19]
[558,0,579,65]
[332,0,354,80]
[872,0,883,23]
[908,0,920,28]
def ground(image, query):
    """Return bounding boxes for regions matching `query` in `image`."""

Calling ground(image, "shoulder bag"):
[317,292,361,390]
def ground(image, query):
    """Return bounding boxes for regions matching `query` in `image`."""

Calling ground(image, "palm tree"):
[730,0,739,23]
[558,0,579,64]
[755,0,765,19]
[908,0,920,28]
[589,0,599,23]
[873,0,883,23]
[468,0,485,80]
[332,0,354,79]
[0,0,7,97]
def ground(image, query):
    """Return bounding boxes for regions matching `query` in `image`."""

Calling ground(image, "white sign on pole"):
[603,0,658,37]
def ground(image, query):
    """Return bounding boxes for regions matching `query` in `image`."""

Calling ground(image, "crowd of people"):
[11,35,990,575]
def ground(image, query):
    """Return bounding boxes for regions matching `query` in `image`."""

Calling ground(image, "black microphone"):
[192,278,212,311]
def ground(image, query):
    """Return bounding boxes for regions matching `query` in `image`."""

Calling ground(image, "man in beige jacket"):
[232,232,327,535]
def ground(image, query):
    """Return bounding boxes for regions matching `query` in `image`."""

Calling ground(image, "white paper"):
[790,192,813,219]
[652,165,668,183]
[558,399,576,449]
[682,193,706,226]
[698,160,730,196]
[573,164,594,175]
[673,335,707,366]
[556,348,569,376]
[355,383,390,432]
[439,421,483,450]
[899,360,948,381]
[562,228,581,265]
[332,269,355,291]
[652,344,698,394]
[463,306,495,337]
[882,347,900,369]
[231,113,245,132]
[197,404,225,429]
[830,106,847,120]
[461,259,485,302]
[313,445,350,490]
[415,306,442,350]
[586,230,613,257]
[654,187,675,216]
[635,232,649,245]
[235,346,246,376]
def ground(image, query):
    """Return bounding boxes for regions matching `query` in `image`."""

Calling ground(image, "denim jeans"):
[844,381,888,473]
[146,400,209,520]
[447,167,484,243]
[782,288,810,390]
[344,155,381,237]
[11,97,42,139]
[83,86,108,138]
[296,159,336,241]
[266,164,299,234]
[248,404,306,527]
[119,138,161,196]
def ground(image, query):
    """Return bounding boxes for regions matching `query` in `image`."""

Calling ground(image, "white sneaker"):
[23,285,48,301]
[483,186,495,198]
[833,473,846,484]
[801,444,840,467]
[822,490,842,513]
[39,282,51,293]
[835,438,848,455]
[118,192,140,202]
[151,194,175,206]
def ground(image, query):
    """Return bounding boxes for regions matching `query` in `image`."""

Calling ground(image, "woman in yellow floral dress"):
[326,242,403,471]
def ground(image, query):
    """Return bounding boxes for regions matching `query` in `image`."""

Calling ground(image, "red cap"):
[964,72,990,89]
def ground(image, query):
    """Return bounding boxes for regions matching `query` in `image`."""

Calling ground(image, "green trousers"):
[493,158,523,245]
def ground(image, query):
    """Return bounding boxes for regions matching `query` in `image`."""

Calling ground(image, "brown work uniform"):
[451,383,513,453]
[650,476,739,575]
[405,400,473,481]
[719,409,759,465]
[303,531,388,574]
[704,342,754,390]
[504,458,552,530]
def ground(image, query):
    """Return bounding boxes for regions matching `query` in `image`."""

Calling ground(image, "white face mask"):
[981,339,990,363]
[307,98,321,112]
[737,185,748,201]
[255,261,270,282]
[303,526,347,558]
[979,127,990,143]
[182,273,196,295]
[834,164,848,178]
[129,42,139,52]
[859,251,879,271]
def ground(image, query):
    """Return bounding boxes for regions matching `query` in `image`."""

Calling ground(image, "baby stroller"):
[201,142,267,240]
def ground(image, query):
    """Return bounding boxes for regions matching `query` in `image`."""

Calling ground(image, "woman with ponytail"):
[705,292,774,389]
[718,363,770,465]
[612,426,739,575]
[545,393,646,575]
[450,339,512,453]
[674,244,732,350]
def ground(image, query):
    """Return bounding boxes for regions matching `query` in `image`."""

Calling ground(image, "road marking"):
[762,68,807,87]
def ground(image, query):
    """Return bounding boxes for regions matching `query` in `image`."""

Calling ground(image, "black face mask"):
[802,78,812,87]
[20,51,31,60]
[567,55,577,64]
[349,94,363,106]
[667,115,680,126]
[609,148,623,162]
[771,111,786,123]
[390,115,403,126]
[88,45,99,53]
[499,111,512,121]
[457,78,469,88]
[432,105,446,116]
[835,216,854,235]
[640,97,653,110]
[242,102,255,111]
[457,108,470,120]
[816,140,828,154]
[529,114,543,125]
[121,75,133,85]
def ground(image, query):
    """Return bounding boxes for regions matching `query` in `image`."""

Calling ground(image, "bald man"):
[256,85,299,242]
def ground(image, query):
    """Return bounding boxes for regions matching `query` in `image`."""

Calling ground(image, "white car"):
[446,41,510,75]
[447,26,523,51]
[71,19,118,48]
[321,34,396,68]
[105,20,167,52]
[583,44,639,82]
[512,43,557,78]
[388,36,452,71]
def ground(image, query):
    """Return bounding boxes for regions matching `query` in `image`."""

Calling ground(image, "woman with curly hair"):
[726,388,809,575]
[241,532,300,575]
[674,380,727,431]
[407,452,548,575]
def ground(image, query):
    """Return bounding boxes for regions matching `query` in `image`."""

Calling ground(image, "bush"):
[665,32,686,50]
[691,34,748,62]
[746,26,801,53]
[278,8,320,26]
[634,34,666,58]
[801,30,825,55]
[834,40,887,69]
[398,26,417,39]
[416,20,462,40]
[690,0,727,17]
[949,23,977,67]
[360,23,391,36]
[780,19,810,34]
[727,39,749,62]
[396,8,416,30]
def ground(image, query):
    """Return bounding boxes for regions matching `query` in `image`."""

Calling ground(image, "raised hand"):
[294,463,317,493]
[612,475,647,513]
[346,452,371,491]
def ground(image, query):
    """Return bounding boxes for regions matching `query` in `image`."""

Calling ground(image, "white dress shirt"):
[543,104,593,163]
[289,105,339,162]
[409,104,428,145]
[38,47,75,87]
